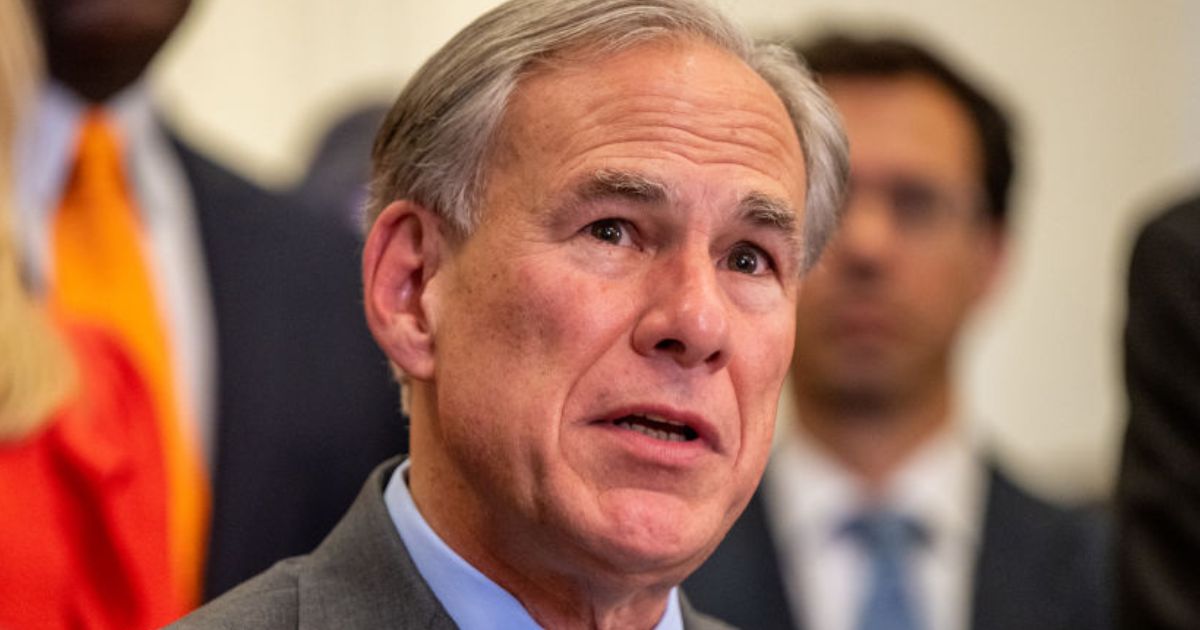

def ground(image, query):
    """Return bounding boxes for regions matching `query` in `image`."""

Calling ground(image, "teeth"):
[615,419,688,442]
[642,414,685,427]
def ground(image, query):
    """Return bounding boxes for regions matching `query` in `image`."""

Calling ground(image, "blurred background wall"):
[149,0,1200,501]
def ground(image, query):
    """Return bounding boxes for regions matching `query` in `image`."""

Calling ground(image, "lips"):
[613,414,699,442]
[590,406,720,455]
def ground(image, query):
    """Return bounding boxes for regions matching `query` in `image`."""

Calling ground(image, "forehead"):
[824,75,980,188]
[488,37,808,215]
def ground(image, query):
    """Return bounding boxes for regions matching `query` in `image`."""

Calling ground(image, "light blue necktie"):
[844,509,926,630]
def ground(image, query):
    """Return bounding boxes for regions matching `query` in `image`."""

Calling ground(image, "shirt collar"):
[18,80,157,215]
[766,417,985,554]
[383,461,684,630]
[886,423,985,550]
[14,80,164,289]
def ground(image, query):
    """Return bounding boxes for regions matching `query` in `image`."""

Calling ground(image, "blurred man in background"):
[14,0,405,609]
[1119,189,1200,630]
[687,32,1110,630]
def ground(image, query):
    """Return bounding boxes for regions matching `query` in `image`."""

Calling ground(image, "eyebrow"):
[740,191,802,269]
[577,170,798,232]
[577,168,668,205]
[739,191,797,235]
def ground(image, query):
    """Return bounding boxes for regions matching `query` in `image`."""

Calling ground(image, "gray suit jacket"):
[170,457,733,629]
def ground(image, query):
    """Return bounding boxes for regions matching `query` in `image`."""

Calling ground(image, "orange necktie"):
[49,110,210,611]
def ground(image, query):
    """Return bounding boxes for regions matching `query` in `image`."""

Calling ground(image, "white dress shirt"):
[764,420,986,630]
[384,461,685,630]
[15,81,217,465]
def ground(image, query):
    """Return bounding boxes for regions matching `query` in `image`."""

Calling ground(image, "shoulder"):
[1135,192,1200,245]
[178,459,448,628]
[164,132,355,258]
[167,135,364,298]
[1129,192,1200,275]
[976,466,1112,629]
[984,466,1110,560]
[168,558,303,629]
[168,135,279,210]
[681,594,738,630]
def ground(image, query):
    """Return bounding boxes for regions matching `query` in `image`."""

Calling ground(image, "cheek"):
[510,262,612,357]
[466,255,564,349]
[907,249,984,334]
[517,254,648,348]
[445,257,634,402]
[733,312,795,433]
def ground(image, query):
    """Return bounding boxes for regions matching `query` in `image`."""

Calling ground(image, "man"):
[1118,190,1200,630]
[171,0,848,626]
[17,0,404,605]
[686,33,1110,630]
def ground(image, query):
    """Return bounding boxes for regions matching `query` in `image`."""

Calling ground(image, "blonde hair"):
[0,0,76,439]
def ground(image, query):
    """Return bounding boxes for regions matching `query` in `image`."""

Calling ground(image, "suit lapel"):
[970,466,1070,630]
[294,458,733,630]
[680,592,736,630]
[296,458,456,630]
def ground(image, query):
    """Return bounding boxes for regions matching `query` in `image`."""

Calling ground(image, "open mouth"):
[612,414,699,443]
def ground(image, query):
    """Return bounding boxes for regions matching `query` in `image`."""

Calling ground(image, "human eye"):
[724,242,775,276]
[889,181,943,227]
[585,218,632,246]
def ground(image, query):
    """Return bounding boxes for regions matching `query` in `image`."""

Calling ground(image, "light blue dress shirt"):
[384,462,685,630]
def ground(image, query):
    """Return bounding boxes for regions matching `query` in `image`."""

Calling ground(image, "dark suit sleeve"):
[1117,197,1200,630]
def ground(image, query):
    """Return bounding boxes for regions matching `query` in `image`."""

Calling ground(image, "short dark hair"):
[795,33,1015,225]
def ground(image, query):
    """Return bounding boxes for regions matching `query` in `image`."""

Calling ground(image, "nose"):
[632,248,732,371]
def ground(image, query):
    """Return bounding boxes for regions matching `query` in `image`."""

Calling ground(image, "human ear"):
[362,200,445,380]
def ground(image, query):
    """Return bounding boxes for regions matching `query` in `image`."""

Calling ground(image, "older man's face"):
[421,38,807,578]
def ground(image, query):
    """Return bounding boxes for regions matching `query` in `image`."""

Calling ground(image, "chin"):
[579,488,724,578]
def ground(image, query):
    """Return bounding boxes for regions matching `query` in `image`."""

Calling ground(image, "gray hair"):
[368,0,848,270]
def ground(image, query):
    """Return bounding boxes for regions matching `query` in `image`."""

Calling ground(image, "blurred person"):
[16,0,405,606]
[0,0,177,626]
[1118,190,1200,630]
[686,32,1110,630]
[294,102,390,233]
[170,0,849,626]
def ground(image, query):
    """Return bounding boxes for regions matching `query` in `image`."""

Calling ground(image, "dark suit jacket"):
[172,140,407,599]
[170,457,733,629]
[684,466,1111,630]
[1118,193,1200,630]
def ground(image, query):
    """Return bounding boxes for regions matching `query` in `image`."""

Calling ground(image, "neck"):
[405,385,676,630]
[468,566,674,630]
[793,376,953,493]
[49,63,139,105]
